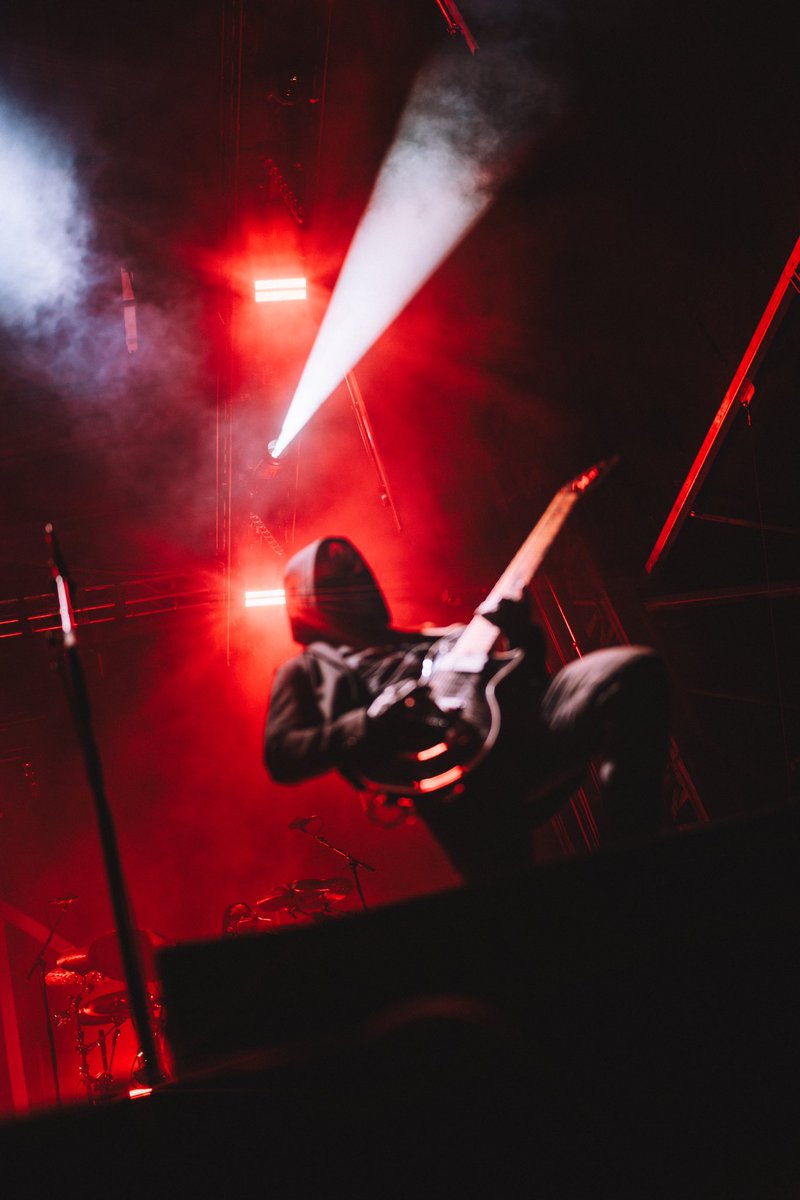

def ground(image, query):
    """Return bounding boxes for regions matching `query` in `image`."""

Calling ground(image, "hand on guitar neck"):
[361,591,546,786]
[477,588,546,672]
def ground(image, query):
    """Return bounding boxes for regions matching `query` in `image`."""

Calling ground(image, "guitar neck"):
[452,486,580,660]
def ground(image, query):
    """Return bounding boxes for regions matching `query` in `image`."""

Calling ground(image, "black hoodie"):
[265,537,437,784]
[282,536,392,649]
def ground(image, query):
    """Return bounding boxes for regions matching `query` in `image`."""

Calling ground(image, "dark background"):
[0,0,798,1108]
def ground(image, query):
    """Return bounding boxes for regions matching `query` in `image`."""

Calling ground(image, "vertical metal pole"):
[344,372,403,532]
[46,527,164,1089]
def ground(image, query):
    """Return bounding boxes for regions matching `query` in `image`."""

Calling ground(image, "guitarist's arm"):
[265,657,370,784]
[266,646,461,786]
[265,654,430,784]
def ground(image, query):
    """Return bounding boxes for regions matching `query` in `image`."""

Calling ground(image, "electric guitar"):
[351,458,617,800]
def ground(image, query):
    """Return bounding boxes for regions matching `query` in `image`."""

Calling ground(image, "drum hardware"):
[221,902,279,936]
[287,816,376,911]
[222,876,356,935]
[43,969,129,1103]
[255,876,355,920]
[80,990,132,1024]
[72,986,163,1104]
[45,929,169,1103]
[44,967,92,996]
[25,896,82,1107]
[75,1001,126,1103]
[222,817,375,937]
[54,948,92,975]
[48,970,103,1024]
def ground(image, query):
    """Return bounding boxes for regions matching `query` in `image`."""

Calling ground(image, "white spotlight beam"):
[271,33,563,459]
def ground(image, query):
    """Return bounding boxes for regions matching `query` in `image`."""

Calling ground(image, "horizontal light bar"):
[244,589,286,608]
[254,277,307,303]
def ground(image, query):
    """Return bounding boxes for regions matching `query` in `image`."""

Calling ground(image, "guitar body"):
[350,458,616,804]
[351,636,533,799]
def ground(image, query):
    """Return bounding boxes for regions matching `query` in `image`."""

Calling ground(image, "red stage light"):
[244,589,286,608]
[254,277,307,303]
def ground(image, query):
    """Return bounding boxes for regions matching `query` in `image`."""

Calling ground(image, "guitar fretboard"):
[451,486,579,660]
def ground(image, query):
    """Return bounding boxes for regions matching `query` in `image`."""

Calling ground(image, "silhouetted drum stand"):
[289,815,375,911]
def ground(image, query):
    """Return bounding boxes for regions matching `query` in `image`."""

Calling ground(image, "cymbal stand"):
[74,1011,124,1104]
[24,904,68,1106]
[295,823,375,911]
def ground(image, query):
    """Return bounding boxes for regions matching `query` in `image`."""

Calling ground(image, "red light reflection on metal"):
[416,742,449,762]
[646,233,800,572]
[417,765,464,793]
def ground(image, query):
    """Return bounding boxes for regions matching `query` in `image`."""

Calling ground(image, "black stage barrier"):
[4,802,800,1198]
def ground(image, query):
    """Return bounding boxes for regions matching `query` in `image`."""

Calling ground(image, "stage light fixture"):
[269,17,562,458]
[244,589,286,608]
[120,267,138,353]
[254,277,307,303]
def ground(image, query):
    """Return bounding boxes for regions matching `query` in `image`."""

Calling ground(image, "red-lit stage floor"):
[4,802,800,1198]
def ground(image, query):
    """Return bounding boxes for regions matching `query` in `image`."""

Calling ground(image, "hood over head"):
[283,536,392,646]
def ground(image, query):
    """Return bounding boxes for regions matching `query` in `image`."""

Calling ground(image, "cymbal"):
[254,887,294,914]
[320,877,353,900]
[55,948,91,975]
[79,991,130,1025]
[255,877,353,914]
[44,968,86,995]
[293,877,353,899]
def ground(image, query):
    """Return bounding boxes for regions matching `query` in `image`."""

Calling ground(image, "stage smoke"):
[272,3,566,456]
[0,92,91,327]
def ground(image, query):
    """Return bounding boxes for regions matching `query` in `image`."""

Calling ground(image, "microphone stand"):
[25,903,68,1106]
[295,822,375,911]
[44,524,163,1089]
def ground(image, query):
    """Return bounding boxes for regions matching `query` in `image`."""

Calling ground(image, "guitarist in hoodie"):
[264,536,670,884]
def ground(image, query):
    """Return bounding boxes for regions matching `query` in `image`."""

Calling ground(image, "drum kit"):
[44,929,167,1103]
[223,876,355,935]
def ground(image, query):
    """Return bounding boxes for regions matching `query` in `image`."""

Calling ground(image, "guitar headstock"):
[568,455,620,494]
